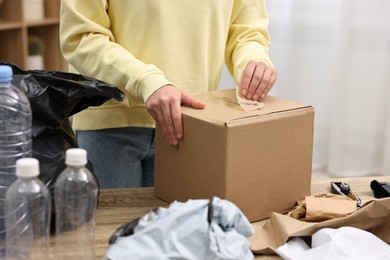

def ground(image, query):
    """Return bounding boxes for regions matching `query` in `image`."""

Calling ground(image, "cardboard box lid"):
[182,89,312,126]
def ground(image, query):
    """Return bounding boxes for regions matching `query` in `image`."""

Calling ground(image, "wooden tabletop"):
[95,188,169,257]
[89,175,390,259]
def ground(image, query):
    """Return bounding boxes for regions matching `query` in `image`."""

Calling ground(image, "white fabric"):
[219,0,390,177]
[276,227,390,260]
[103,198,254,260]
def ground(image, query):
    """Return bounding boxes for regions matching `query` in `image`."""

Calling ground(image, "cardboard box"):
[154,89,314,222]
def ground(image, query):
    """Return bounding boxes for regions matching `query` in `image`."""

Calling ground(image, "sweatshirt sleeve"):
[225,0,273,81]
[59,0,172,104]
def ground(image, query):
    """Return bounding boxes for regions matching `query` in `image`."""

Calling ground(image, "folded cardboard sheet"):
[249,198,390,254]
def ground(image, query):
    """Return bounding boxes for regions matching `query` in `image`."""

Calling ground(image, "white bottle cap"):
[16,158,40,178]
[65,148,88,166]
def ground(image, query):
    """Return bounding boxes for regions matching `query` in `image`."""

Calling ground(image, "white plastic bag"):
[104,197,254,260]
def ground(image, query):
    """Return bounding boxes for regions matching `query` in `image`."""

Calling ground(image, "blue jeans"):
[76,127,155,189]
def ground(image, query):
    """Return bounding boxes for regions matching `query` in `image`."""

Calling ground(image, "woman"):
[59,0,277,188]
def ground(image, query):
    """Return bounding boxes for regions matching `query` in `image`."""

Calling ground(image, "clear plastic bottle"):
[0,65,32,256]
[4,158,51,260]
[55,148,98,260]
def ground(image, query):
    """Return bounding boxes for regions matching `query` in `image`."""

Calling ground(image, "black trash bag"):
[0,62,124,231]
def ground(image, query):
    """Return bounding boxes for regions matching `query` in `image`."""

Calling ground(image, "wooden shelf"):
[0,0,65,71]
[0,22,24,30]
[26,18,60,27]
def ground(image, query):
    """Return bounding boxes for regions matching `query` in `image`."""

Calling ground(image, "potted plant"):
[27,36,45,70]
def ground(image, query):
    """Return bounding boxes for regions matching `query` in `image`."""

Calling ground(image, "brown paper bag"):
[289,194,357,221]
[249,198,390,255]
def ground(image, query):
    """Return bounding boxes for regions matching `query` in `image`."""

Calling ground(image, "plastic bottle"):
[4,158,51,260]
[55,148,98,260]
[0,65,32,256]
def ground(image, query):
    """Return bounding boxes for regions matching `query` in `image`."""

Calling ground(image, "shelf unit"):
[0,0,66,71]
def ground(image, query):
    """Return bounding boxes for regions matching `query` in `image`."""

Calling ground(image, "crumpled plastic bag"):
[0,61,124,230]
[104,197,254,260]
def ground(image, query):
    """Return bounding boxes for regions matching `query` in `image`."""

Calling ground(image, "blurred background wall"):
[219,0,390,177]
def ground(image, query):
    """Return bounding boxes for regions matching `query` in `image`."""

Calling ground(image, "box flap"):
[182,89,311,125]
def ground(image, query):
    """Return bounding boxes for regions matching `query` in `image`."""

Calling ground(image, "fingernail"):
[252,95,258,100]
[261,93,265,98]
[241,89,247,96]
[246,93,252,99]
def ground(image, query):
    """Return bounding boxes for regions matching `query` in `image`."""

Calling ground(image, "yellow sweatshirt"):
[60,0,272,130]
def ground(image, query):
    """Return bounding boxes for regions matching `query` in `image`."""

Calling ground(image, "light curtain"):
[219,0,390,177]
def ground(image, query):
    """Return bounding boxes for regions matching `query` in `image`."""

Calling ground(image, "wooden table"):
[91,175,390,259]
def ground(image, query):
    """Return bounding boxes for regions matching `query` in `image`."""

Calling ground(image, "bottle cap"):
[66,148,88,166]
[16,158,40,178]
[0,65,13,83]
